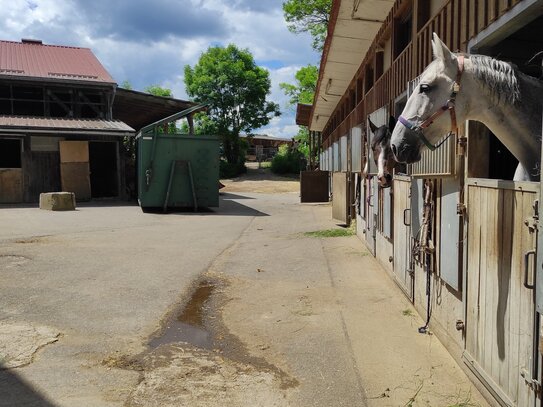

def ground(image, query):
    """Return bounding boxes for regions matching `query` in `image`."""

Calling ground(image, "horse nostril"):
[385,174,392,182]
[391,144,398,157]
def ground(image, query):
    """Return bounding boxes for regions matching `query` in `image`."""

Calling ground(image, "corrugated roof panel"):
[0,116,134,133]
[0,40,115,84]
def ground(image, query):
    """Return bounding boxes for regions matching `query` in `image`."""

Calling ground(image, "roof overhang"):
[113,88,198,132]
[296,103,312,127]
[309,0,394,132]
[0,116,134,137]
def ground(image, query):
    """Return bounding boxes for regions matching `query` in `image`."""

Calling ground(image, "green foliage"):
[184,44,280,165]
[282,0,332,52]
[279,65,318,160]
[179,112,218,135]
[279,64,318,107]
[144,85,173,98]
[220,159,247,178]
[121,80,133,90]
[271,144,304,174]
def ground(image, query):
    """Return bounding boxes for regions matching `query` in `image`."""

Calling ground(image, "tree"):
[144,85,173,98]
[184,44,280,165]
[121,80,133,90]
[279,64,318,106]
[283,0,332,52]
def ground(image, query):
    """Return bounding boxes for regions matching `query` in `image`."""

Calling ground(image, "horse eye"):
[419,84,431,93]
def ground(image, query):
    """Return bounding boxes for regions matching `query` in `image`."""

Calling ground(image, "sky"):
[0,0,321,139]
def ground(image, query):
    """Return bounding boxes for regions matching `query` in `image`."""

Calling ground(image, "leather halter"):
[398,55,465,151]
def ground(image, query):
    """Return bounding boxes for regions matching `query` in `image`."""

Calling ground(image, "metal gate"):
[464,179,540,406]
[393,176,413,299]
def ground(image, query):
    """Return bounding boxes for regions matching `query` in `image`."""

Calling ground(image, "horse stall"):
[306,0,543,405]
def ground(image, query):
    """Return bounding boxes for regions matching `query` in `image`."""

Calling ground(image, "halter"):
[398,55,465,151]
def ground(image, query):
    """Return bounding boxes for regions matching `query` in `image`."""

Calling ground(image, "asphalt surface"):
[0,191,489,406]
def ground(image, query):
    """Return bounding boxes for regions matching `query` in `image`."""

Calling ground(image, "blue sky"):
[0,0,320,138]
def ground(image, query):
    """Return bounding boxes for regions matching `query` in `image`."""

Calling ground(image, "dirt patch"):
[125,344,290,407]
[113,276,297,406]
[221,165,299,194]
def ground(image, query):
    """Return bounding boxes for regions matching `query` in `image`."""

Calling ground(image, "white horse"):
[390,33,543,181]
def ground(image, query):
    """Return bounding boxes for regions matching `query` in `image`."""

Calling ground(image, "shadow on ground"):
[0,367,58,407]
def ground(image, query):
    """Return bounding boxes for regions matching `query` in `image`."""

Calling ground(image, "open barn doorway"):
[89,141,119,198]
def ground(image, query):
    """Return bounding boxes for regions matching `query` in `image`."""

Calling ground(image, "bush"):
[271,146,304,174]
[220,159,247,178]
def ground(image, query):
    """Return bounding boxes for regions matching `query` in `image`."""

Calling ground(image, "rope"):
[418,180,434,334]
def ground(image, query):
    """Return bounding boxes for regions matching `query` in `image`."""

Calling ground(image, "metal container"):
[136,104,219,210]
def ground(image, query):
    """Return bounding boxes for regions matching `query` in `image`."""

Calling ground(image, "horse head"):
[391,33,467,163]
[367,116,397,188]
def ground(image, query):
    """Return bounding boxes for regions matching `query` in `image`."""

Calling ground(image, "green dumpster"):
[137,104,220,211]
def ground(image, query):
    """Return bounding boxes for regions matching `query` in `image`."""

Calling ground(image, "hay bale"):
[39,192,76,211]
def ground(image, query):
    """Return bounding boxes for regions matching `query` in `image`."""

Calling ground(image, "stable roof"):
[310,0,394,131]
[0,39,115,84]
[0,116,134,137]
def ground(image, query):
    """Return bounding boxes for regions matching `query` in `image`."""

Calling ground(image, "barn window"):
[0,138,22,168]
[394,10,413,59]
[364,63,374,93]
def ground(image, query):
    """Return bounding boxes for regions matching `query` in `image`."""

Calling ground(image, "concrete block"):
[39,192,76,211]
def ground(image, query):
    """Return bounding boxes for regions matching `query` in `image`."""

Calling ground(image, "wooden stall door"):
[332,172,349,225]
[465,182,539,406]
[393,177,413,300]
[59,141,91,201]
[0,169,23,203]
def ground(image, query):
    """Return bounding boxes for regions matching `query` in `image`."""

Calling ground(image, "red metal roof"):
[0,40,115,84]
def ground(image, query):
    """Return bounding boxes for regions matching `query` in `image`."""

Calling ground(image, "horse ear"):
[368,118,378,133]
[432,33,454,65]
[388,116,396,131]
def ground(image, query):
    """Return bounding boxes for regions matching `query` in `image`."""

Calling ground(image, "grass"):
[402,309,415,317]
[304,223,356,238]
[257,161,272,168]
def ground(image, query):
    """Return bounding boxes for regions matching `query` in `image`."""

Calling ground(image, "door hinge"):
[521,368,542,393]
[524,199,539,232]
[457,203,466,216]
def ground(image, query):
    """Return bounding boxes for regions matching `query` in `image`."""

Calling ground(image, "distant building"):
[241,134,293,161]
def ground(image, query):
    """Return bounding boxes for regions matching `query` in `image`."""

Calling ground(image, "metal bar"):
[187,161,198,212]
[163,160,176,213]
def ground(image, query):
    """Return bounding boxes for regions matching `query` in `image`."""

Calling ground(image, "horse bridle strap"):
[399,55,465,151]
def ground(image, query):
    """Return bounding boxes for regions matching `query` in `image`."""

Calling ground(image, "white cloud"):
[0,0,318,135]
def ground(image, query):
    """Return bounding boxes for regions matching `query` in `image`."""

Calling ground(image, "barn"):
[0,39,198,203]
[303,0,543,405]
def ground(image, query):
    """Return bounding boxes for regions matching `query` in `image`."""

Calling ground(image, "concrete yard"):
[0,170,488,406]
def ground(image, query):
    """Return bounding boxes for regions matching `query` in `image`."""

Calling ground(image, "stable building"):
[305,1,543,405]
[0,39,133,203]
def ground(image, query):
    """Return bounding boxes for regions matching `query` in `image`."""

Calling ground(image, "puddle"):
[149,281,215,349]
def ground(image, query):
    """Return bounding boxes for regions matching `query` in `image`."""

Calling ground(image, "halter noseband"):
[398,55,465,151]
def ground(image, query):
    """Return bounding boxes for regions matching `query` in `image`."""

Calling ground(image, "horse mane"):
[469,54,520,105]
